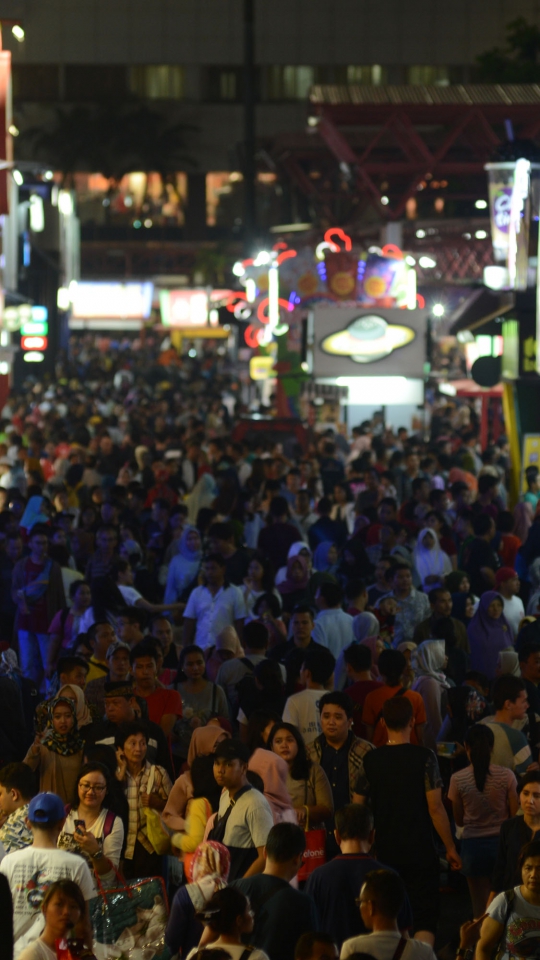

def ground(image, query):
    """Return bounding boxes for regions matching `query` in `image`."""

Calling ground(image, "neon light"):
[23,351,45,363]
[225,292,247,313]
[244,325,260,348]
[21,321,47,335]
[276,249,297,265]
[316,241,339,260]
[268,264,279,328]
[381,244,404,260]
[272,242,288,251]
[324,228,352,251]
[21,336,47,350]
[416,293,426,309]
[257,297,293,325]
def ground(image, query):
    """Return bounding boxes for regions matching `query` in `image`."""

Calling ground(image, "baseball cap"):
[106,640,131,660]
[495,567,518,587]
[28,792,66,825]
[213,738,250,764]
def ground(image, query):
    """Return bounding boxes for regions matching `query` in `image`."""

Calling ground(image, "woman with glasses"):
[57,761,124,882]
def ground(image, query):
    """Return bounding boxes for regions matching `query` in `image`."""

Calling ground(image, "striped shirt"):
[479,719,532,776]
[123,761,172,858]
[448,764,517,838]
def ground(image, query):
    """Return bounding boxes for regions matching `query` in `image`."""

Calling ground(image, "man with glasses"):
[341,870,436,960]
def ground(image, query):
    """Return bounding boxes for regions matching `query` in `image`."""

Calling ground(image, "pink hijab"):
[187,723,231,768]
[163,723,230,832]
[248,748,296,823]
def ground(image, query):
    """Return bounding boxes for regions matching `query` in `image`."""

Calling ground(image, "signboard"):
[70,282,153,329]
[312,306,428,378]
[160,289,208,327]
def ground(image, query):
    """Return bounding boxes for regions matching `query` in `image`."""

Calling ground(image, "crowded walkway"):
[0,339,535,960]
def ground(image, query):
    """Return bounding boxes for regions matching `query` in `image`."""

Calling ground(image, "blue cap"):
[28,792,66,824]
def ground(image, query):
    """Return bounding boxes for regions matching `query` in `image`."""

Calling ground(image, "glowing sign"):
[160,290,208,328]
[23,351,45,363]
[249,356,274,380]
[321,315,415,364]
[71,282,153,320]
[21,336,47,350]
[324,228,352,251]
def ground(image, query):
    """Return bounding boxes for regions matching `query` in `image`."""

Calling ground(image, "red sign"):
[21,336,48,351]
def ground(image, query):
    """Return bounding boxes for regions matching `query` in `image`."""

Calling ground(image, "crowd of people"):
[0,350,538,960]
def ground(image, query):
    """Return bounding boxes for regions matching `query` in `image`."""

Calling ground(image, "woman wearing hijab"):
[23,695,84,802]
[164,525,203,605]
[333,612,382,690]
[247,748,296,824]
[467,591,513,680]
[277,555,311,614]
[313,541,340,577]
[497,650,521,678]
[338,538,372,584]
[205,626,244,682]
[275,542,312,585]
[411,639,451,750]
[186,473,218,525]
[19,496,49,533]
[57,682,93,727]
[166,840,230,959]
[163,722,230,832]
[514,501,533,543]
[413,527,452,591]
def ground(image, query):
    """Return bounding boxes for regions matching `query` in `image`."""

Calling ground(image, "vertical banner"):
[0,50,11,215]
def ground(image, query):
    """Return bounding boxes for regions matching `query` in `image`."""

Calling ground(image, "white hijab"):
[413,527,449,587]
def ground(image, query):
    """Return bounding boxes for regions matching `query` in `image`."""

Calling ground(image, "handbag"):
[143,766,170,856]
[296,781,326,882]
[90,867,169,960]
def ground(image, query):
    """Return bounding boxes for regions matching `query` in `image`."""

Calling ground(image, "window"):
[128,65,184,99]
[346,65,386,85]
[206,67,245,101]
[65,65,127,100]
[12,65,60,101]
[266,66,314,100]
[406,66,450,86]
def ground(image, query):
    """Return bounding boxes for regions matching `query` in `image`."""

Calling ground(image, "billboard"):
[70,282,154,329]
[312,306,428,378]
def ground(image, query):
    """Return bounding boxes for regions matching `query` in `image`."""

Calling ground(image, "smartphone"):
[74,819,85,832]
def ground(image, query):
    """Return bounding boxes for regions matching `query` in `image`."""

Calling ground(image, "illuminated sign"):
[70,282,154,329]
[321,314,415,364]
[249,356,274,380]
[19,306,49,363]
[160,290,208,328]
[313,306,429,378]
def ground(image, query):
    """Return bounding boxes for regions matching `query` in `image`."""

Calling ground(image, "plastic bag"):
[90,874,169,960]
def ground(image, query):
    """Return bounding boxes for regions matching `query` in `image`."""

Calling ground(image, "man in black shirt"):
[353,696,460,944]
[462,514,499,597]
[233,822,318,960]
[208,521,250,586]
[305,804,412,949]
[270,605,321,694]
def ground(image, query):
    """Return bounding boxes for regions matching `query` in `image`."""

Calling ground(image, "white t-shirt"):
[502,595,525,639]
[341,931,437,960]
[118,584,143,606]
[0,846,95,956]
[184,585,247,650]
[18,941,55,960]
[59,807,124,868]
[282,689,323,746]
[187,943,269,960]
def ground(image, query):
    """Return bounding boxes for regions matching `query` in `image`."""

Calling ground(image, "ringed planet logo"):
[320,314,415,364]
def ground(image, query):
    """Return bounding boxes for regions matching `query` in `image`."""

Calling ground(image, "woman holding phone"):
[57,761,124,882]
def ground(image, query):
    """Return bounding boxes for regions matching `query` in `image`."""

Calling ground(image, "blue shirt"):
[312,608,355,659]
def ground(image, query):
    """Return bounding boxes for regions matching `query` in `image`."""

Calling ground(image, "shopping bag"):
[296,806,326,881]
[90,870,170,960]
[143,766,171,855]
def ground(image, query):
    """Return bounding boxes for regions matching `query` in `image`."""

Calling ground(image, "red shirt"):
[137,686,183,726]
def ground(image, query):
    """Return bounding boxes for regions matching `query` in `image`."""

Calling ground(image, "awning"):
[448,288,515,336]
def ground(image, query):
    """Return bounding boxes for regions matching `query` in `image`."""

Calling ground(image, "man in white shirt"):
[341,869,436,960]
[495,567,525,639]
[283,646,335,746]
[183,553,246,649]
[312,582,355,659]
[0,792,95,957]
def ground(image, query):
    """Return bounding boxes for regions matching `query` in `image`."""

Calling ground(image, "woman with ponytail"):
[448,723,519,917]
